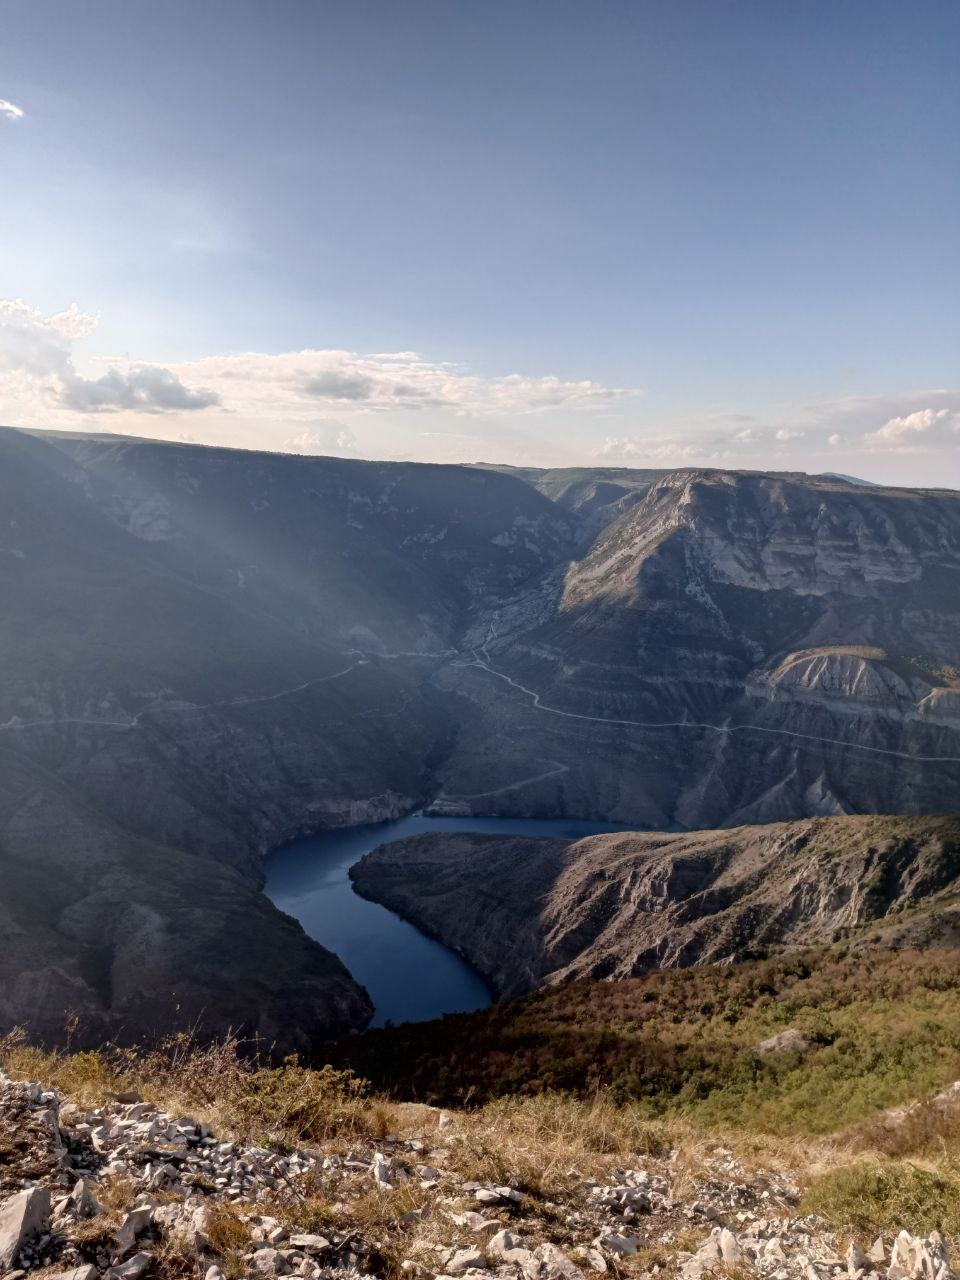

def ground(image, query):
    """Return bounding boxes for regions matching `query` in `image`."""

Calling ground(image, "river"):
[264,813,628,1027]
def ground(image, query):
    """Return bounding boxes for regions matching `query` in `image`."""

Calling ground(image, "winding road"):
[3,645,960,767]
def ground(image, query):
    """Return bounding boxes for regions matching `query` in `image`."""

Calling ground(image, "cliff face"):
[1,428,959,1047]
[435,470,960,828]
[350,815,960,999]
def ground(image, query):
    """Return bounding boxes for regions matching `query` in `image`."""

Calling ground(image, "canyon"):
[1,425,959,1049]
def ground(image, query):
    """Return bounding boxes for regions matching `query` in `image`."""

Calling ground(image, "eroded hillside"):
[1,427,959,1048]
[351,815,960,998]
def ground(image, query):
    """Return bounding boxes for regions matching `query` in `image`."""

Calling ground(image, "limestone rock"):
[757,1028,811,1056]
[446,1246,488,1274]
[595,1232,638,1257]
[0,1187,51,1269]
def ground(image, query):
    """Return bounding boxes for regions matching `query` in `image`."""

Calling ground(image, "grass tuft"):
[801,1160,960,1239]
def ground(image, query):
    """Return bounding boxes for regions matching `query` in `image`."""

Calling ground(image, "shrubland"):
[6,945,960,1258]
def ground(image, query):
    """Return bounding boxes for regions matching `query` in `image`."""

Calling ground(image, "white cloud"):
[775,427,804,441]
[863,407,960,451]
[162,348,635,419]
[594,434,707,464]
[0,99,24,122]
[828,434,845,446]
[286,421,360,456]
[60,365,219,413]
[0,298,219,416]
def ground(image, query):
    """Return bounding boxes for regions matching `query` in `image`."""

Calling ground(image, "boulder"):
[756,1028,811,1056]
[719,1227,741,1264]
[846,1241,870,1275]
[535,1242,586,1280]
[115,1206,153,1254]
[371,1151,396,1188]
[105,1255,152,1280]
[446,1247,488,1274]
[70,1178,102,1218]
[488,1229,539,1271]
[288,1234,331,1253]
[0,1187,51,1269]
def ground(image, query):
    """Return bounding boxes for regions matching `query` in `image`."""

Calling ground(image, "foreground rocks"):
[1,1068,956,1280]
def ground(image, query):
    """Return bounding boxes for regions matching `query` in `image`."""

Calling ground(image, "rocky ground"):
[1,1067,952,1280]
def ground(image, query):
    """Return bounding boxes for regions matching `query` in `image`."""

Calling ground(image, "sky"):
[1,0,958,486]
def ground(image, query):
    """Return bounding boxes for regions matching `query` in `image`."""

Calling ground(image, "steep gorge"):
[1,428,959,1048]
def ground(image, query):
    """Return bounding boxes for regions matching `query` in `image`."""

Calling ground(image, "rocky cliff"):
[350,815,960,998]
[2,426,960,1047]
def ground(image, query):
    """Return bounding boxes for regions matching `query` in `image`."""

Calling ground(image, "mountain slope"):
[2,428,960,1048]
[351,814,960,998]
[434,470,960,826]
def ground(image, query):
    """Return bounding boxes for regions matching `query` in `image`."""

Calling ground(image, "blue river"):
[265,814,627,1026]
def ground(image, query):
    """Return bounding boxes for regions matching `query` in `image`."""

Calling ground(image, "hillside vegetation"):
[8,949,960,1279]
[330,946,960,1134]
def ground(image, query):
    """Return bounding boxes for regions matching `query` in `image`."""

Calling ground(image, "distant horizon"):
[10,420,960,493]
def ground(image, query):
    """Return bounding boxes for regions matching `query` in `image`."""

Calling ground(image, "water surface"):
[265,814,628,1026]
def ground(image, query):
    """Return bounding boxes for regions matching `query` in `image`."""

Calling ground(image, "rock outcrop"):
[351,815,960,998]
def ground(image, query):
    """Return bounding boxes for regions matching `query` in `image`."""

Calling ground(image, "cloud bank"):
[0,299,219,415]
[0,295,957,486]
[169,347,634,417]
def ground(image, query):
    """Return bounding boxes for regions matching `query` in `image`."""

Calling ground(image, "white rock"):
[251,1246,291,1276]
[450,1211,500,1232]
[288,1234,331,1253]
[846,1242,870,1275]
[719,1227,741,1264]
[70,1179,102,1218]
[115,1206,153,1254]
[106,1254,152,1280]
[488,1229,539,1270]
[446,1247,488,1274]
[372,1151,395,1188]
[595,1232,638,1257]
[494,1186,524,1204]
[536,1242,585,1280]
[0,1187,52,1268]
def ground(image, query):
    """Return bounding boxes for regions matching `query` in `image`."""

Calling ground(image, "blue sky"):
[1,0,958,484]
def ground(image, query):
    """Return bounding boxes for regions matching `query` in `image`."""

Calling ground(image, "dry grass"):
[348,1183,433,1231]
[801,1159,960,1239]
[151,1236,207,1280]
[12,1015,960,1252]
[201,1202,251,1279]
[0,1028,396,1149]
[448,1092,669,1197]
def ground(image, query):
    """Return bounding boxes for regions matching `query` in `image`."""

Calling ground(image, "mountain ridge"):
[1,425,959,1048]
